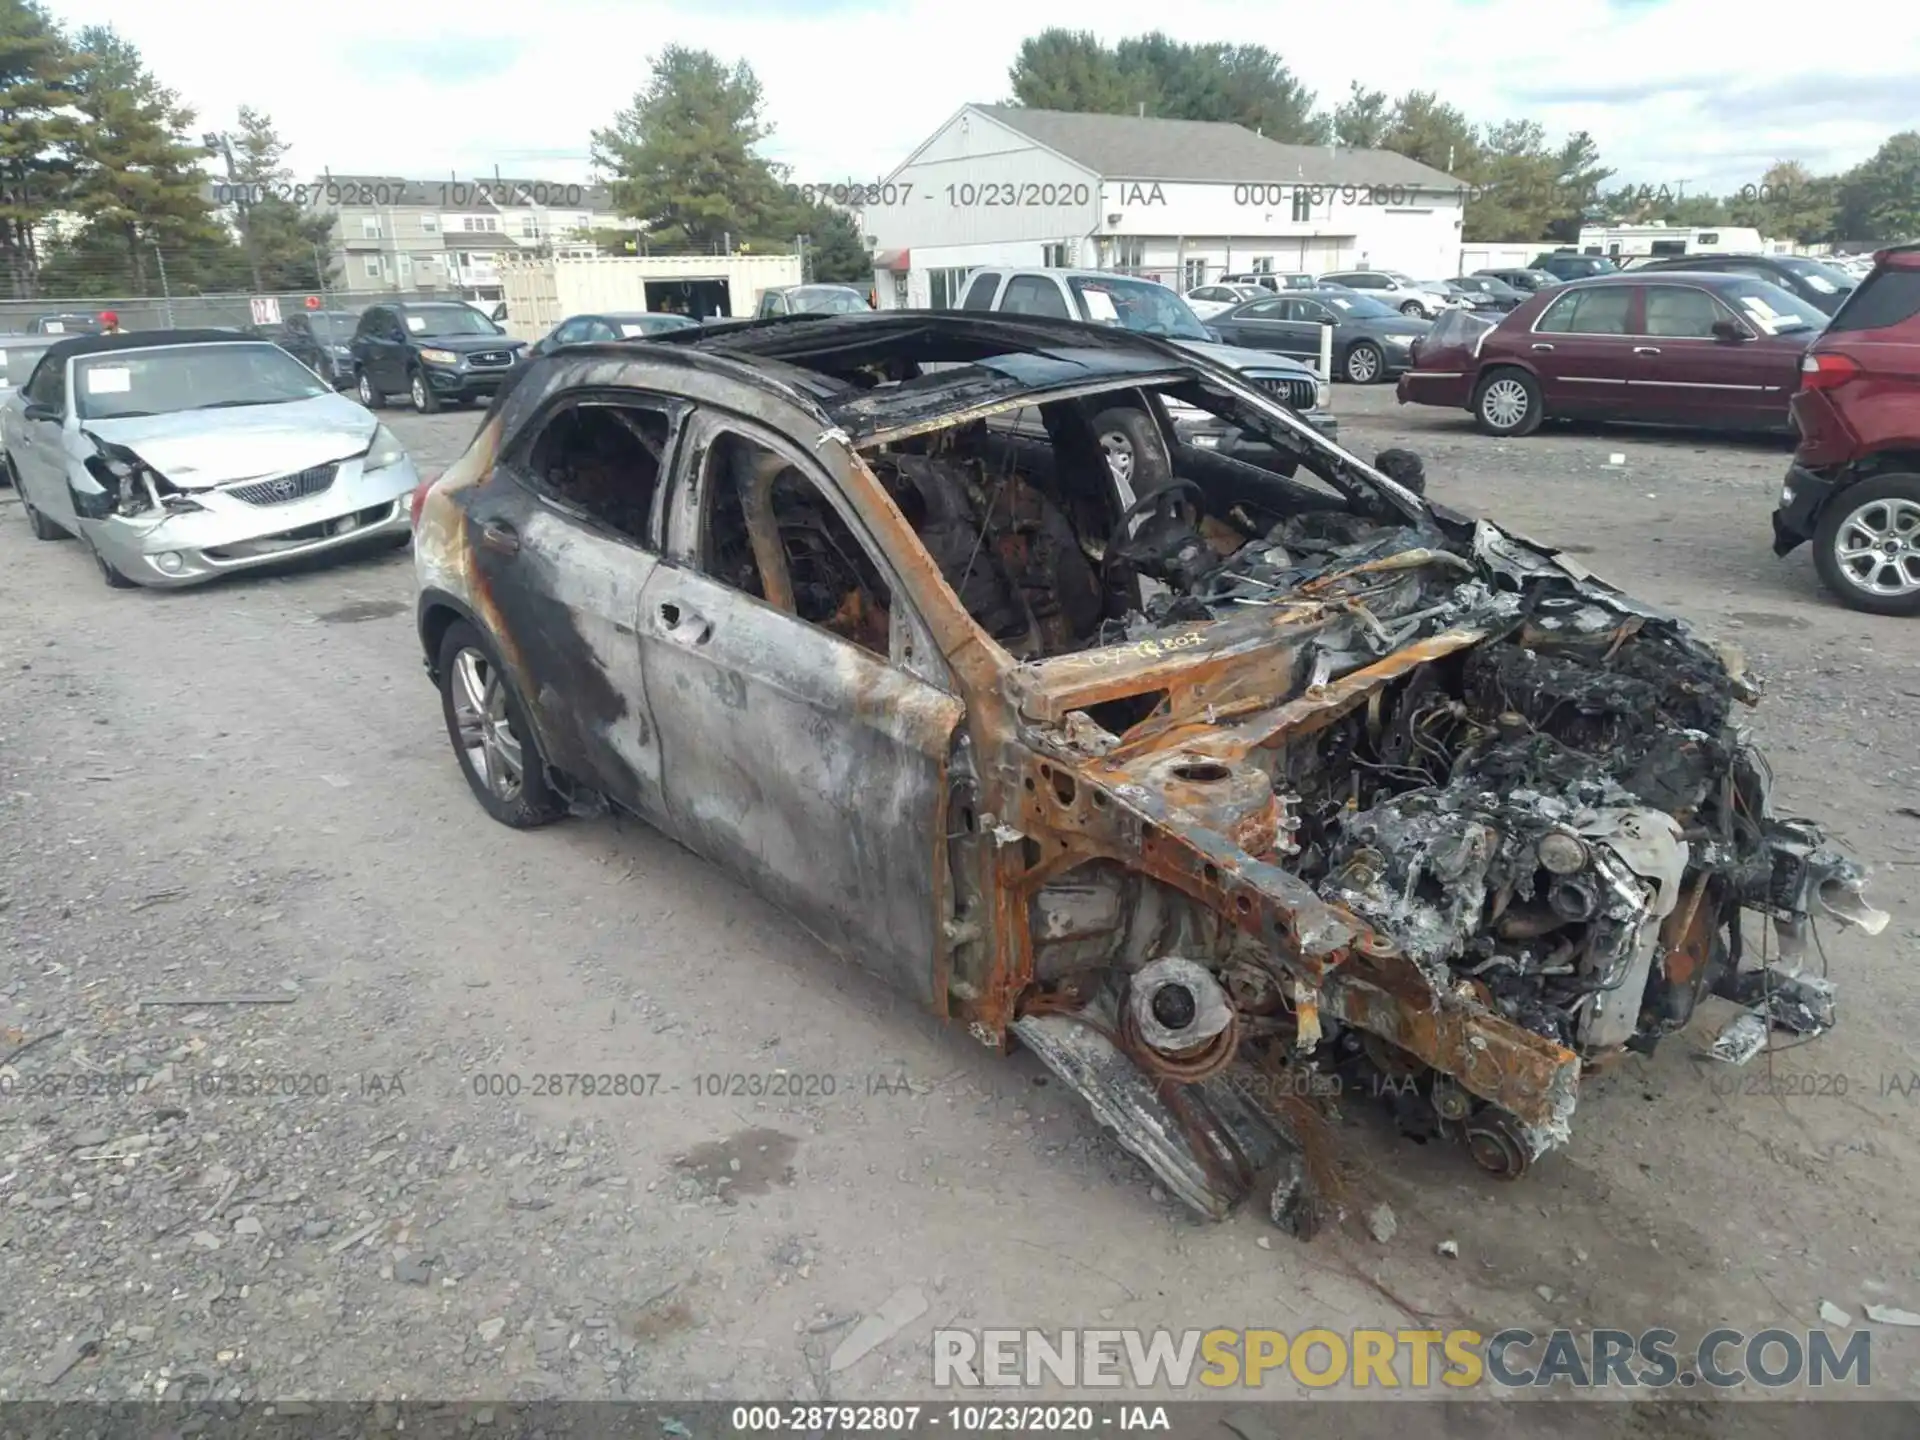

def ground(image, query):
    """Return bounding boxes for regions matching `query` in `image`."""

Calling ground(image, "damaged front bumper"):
[75,454,419,587]
[987,520,1885,1227]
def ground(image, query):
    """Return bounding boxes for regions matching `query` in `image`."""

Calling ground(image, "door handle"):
[656,601,711,645]
[1530,342,1554,352]
[1633,346,1661,355]
[477,519,519,554]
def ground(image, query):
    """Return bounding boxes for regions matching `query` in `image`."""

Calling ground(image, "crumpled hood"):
[80,393,376,488]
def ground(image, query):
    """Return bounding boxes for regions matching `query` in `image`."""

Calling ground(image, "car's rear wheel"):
[1344,341,1383,384]
[410,368,441,414]
[1090,405,1171,497]
[436,621,565,828]
[1473,368,1543,437]
[356,369,385,409]
[1813,474,1920,616]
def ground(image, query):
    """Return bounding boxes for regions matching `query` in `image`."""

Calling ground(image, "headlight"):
[1384,333,1413,347]
[418,347,459,366]
[1314,381,1331,410]
[365,424,407,471]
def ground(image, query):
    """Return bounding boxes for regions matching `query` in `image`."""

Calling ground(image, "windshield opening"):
[75,342,331,421]
[308,314,355,341]
[1067,276,1211,341]
[1775,257,1855,295]
[404,305,502,337]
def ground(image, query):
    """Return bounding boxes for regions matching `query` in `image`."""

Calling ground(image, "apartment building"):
[302,175,633,301]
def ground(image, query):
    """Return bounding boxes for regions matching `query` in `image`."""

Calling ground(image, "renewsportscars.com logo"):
[933,1327,1873,1390]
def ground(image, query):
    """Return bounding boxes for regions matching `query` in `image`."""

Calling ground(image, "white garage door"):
[1302,237,1351,273]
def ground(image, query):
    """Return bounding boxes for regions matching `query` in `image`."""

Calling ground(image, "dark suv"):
[350,301,526,413]
[1531,251,1619,282]
[1634,253,1855,316]
[1772,243,1920,614]
[275,309,361,387]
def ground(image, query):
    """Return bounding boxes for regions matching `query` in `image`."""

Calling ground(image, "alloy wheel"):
[358,373,375,406]
[1346,346,1379,383]
[1833,497,1920,598]
[1481,377,1531,430]
[450,647,524,802]
[412,373,428,410]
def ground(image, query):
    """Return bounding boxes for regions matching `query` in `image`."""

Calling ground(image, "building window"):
[521,216,538,238]
[1291,187,1312,223]
[1251,256,1274,273]
[1183,258,1206,289]
[421,215,438,234]
[1112,237,1145,272]
[928,267,972,309]
[1042,242,1070,268]
[397,253,412,281]
[363,256,382,279]
[361,216,382,239]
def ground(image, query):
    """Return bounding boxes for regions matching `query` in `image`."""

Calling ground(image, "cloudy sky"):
[42,0,1919,194]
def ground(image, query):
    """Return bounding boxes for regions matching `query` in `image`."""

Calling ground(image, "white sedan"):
[1183,283,1270,319]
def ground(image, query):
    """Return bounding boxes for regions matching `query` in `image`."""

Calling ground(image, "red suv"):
[1772,243,1920,614]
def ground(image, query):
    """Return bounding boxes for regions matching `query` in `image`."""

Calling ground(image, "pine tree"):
[213,106,337,291]
[0,0,76,298]
[47,25,236,295]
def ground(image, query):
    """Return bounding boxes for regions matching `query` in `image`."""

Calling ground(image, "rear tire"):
[1473,367,1544,437]
[1399,300,1427,318]
[436,621,565,828]
[1812,473,1920,617]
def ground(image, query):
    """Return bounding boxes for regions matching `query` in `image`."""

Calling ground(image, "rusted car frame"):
[413,313,1882,1229]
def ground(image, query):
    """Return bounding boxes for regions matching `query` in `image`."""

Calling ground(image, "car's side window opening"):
[699,430,894,658]
[525,402,671,545]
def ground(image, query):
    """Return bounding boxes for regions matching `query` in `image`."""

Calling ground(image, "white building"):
[863,105,1465,309]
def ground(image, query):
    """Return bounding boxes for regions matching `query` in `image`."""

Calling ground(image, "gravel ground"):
[1,382,1917,1412]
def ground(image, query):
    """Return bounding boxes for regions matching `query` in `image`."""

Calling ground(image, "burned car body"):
[1,331,418,587]
[412,312,1882,1230]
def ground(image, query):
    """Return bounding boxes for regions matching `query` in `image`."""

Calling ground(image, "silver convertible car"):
[1,329,420,588]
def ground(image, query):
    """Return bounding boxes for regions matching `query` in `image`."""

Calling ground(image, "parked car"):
[1209,289,1429,384]
[1445,274,1528,312]
[1316,270,1458,318]
[274,309,361,387]
[0,330,418,587]
[1474,267,1562,294]
[528,312,702,357]
[409,306,1874,1220]
[1219,272,1319,292]
[1530,252,1619,282]
[0,334,51,392]
[26,313,105,336]
[1631,253,1856,317]
[1397,271,1827,436]
[349,301,527,414]
[1184,282,1269,318]
[952,266,1334,477]
[755,284,872,318]
[1771,243,1920,614]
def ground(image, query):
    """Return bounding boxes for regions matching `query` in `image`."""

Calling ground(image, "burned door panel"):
[638,564,962,1003]
[467,476,668,823]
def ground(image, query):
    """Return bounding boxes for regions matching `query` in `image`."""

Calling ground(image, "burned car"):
[411,312,1883,1231]
[1,330,418,587]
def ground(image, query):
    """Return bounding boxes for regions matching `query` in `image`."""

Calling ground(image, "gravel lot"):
[1,381,1917,1413]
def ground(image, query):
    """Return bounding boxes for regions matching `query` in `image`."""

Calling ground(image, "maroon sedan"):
[1396,272,1826,436]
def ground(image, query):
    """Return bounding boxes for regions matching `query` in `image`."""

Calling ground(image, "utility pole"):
[204,130,263,293]
[152,243,174,326]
